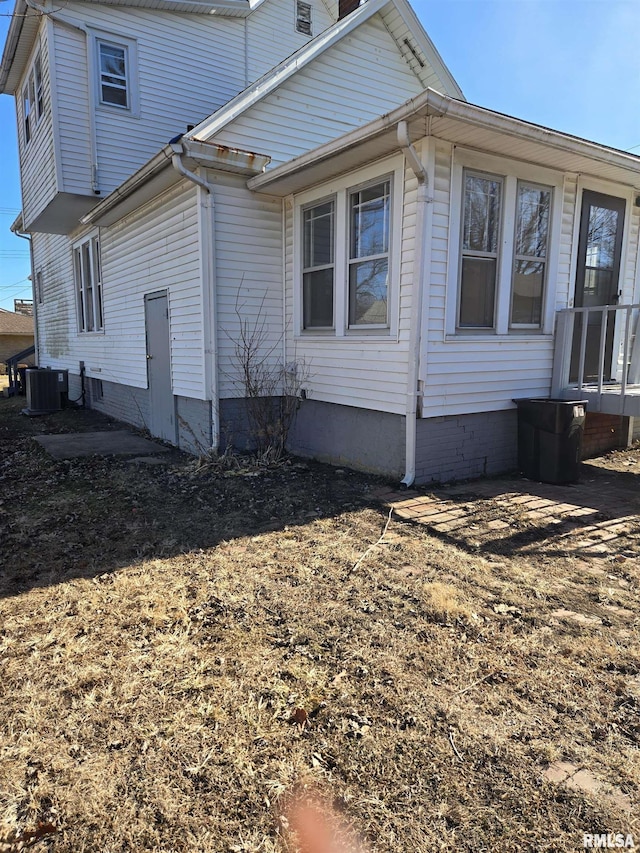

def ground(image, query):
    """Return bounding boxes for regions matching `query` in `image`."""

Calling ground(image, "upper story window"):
[448,151,561,337]
[295,0,312,35]
[98,41,129,108]
[22,51,44,144]
[296,159,402,337]
[91,31,139,116]
[74,233,104,333]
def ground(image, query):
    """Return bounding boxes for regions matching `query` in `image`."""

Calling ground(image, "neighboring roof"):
[0,0,251,94]
[248,88,640,196]
[0,309,34,336]
[188,0,463,142]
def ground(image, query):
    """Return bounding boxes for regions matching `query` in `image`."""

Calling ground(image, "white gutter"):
[397,119,430,488]
[250,88,640,196]
[170,142,220,450]
[83,140,270,225]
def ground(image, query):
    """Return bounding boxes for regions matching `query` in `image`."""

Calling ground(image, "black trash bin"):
[514,398,587,484]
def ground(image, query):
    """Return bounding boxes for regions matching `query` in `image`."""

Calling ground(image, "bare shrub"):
[227,288,310,461]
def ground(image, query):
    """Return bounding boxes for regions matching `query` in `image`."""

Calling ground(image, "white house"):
[2,0,640,483]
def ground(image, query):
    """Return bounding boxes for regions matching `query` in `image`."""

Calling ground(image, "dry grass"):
[0,397,639,852]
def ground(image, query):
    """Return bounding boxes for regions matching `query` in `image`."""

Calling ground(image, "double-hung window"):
[74,234,104,333]
[299,169,396,335]
[459,171,502,329]
[510,182,551,327]
[22,52,44,144]
[348,180,391,326]
[98,40,129,108]
[452,153,559,336]
[92,32,139,115]
[302,199,335,329]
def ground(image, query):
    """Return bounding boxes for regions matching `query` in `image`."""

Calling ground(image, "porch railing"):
[551,303,640,399]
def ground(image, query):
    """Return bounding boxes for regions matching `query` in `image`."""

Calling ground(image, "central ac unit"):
[24,369,62,415]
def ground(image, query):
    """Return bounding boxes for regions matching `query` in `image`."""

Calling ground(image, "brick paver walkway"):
[373,461,640,561]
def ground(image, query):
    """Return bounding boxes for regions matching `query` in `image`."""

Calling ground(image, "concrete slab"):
[34,430,170,459]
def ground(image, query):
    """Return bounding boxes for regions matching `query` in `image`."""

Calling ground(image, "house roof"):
[188,0,463,142]
[248,88,640,196]
[0,308,34,336]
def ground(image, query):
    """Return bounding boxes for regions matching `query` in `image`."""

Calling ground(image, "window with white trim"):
[510,181,551,327]
[348,179,391,326]
[92,32,139,115]
[459,171,502,329]
[451,153,559,336]
[302,199,335,328]
[98,40,129,107]
[22,52,44,144]
[298,168,397,335]
[74,234,104,333]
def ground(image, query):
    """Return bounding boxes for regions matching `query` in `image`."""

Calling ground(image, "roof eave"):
[248,89,640,196]
[83,139,270,226]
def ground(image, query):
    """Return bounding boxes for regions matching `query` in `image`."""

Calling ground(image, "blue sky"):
[1,0,640,311]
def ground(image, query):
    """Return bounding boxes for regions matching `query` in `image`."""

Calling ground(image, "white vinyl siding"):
[215,15,424,166]
[214,176,284,399]
[246,0,334,81]
[17,27,57,230]
[420,138,640,418]
[283,158,417,415]
[34,184,201,398]
[53,23,93,197]
[51,3,247,196]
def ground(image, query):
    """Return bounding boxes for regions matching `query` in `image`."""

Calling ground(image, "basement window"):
[295,1,312,35]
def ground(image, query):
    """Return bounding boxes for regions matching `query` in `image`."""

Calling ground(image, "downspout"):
[397,119,430,487]
[170,140,220,449]
[25,0,100,194]
[12,226,39,365]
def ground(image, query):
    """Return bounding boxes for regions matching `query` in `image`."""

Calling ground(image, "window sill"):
[295,332,398,343]
[445,332,553,343]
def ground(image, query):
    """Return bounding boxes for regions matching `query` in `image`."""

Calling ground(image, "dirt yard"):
[0,396,638,852]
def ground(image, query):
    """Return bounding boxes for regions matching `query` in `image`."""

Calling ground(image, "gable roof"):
[0,309,34,336]
[188,0,463,142]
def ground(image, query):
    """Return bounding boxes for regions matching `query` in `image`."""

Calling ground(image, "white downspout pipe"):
[397,119,430,487]
[170,141,220,450]
[12,226,39,364]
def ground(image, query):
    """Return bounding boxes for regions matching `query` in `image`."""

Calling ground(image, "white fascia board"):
[0,0,40,94]
[189,0,389,141]
[84,0,251,15]
[429,91,640,173]
[82,139,270,225]
[249,89,640,195]
[389,0,464,99]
